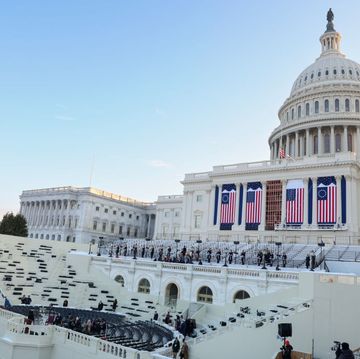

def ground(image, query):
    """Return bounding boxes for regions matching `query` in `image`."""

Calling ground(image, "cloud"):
[55,115,76,122]
[148,159,174,169]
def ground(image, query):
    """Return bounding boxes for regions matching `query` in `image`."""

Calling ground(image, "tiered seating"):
[7,305,173,351]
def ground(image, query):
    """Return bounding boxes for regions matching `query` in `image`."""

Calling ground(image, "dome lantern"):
[319,8,342,57]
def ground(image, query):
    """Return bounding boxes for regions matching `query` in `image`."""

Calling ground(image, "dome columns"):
[270,125,358,160]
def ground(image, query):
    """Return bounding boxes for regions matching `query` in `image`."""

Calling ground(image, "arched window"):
[291,108,294,120]
[57,235,61,241]
[313,135,318,154]
[233,290,250,303]
[305,103,310,116]
[297,105,301,118]
[324,133,330,153]
[315,101,319,114]
[114,275,125,287]
[35,233,39,239]
[324,99,329,112]
[356,99,360,112]
[197,286,213,303]
[30,233,34,238]
[45,234,49,240]
[335,99,340,112]
[51,234,55,240]
[66,236,70,242]
[138,278,150,294]
[345,98,350,112]
[348,133,353,152]
[335,133,342,152]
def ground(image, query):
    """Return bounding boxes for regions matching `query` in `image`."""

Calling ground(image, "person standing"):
[281,339,293,359]
[172,337,180,359]
[179,339,189,359]
[338,342,354,359]
[305,253,310,269]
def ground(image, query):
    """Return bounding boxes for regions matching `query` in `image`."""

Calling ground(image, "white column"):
[286,135,290,157]
[240,183,247,231]
[330,126,335,154]
[299,134,304,157]
[318,127,322,154]
[356,127,360,157]
[234,183,241,227]
[344,126,348,151]
[208,186,216,227]
[306,129,310,156]
[303,178,309,227]
[336,176,341,225]
[295,131,299,157]
[259,182,267,231]
[312,178,317,227]
[346,176,352,228]
[216,187,222,230]
[281,180,287,225]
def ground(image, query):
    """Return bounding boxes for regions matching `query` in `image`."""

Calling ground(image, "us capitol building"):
[20,11,360,245]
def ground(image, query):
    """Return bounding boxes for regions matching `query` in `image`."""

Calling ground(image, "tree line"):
[0,213,28,237]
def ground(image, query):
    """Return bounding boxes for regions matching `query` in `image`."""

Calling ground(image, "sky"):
[1,0,360,216]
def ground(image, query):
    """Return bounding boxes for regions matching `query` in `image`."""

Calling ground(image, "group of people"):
[103,240,321,270]
[107,243,251,267]
[46,311,108,336]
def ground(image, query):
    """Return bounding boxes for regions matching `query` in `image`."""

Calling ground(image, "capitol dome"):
[268,9,360,161]
[290,54,360,97]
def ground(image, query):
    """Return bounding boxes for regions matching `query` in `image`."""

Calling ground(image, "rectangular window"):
[126,227,130,236]
[196,195,203,202]
[119,226,123,235]
[93,221,97,231]
[121,212,124,217]
[96,206,100,212]
[164,212,169,218]
[136,215,139,220]
[194,215,201,229]
[113,210,117,215]
[175,211,180,217]
[129,214,132,219]
[111,223,115,233]
[104,208,108,213]
[102,222,106,232]
[134,228,138,237]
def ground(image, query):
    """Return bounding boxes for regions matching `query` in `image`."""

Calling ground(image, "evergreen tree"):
[0,212,28,237]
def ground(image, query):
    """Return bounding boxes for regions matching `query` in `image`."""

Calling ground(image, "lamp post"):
[318,239,325,270]
[233,241,239,265]
[175,239,180,260]
[145,237,151,258]
[196,240,202,262]
[97,236,104,256]
[275,242,282,271]
[223,248,228,267]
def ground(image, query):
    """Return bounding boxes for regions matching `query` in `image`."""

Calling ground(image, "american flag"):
[220,188,236,224]
[279,147,285,159]
[246,185,262,224]
[286,180,304,224]
[317,176,337,224]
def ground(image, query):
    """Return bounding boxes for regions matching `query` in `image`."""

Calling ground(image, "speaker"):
[278,323,292,337]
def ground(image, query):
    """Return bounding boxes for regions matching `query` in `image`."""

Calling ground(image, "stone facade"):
[20,187,156,244]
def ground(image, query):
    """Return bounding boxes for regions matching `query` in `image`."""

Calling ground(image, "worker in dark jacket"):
[281,339,293,359]
[338,342,355,359]
[172,337,180,358]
